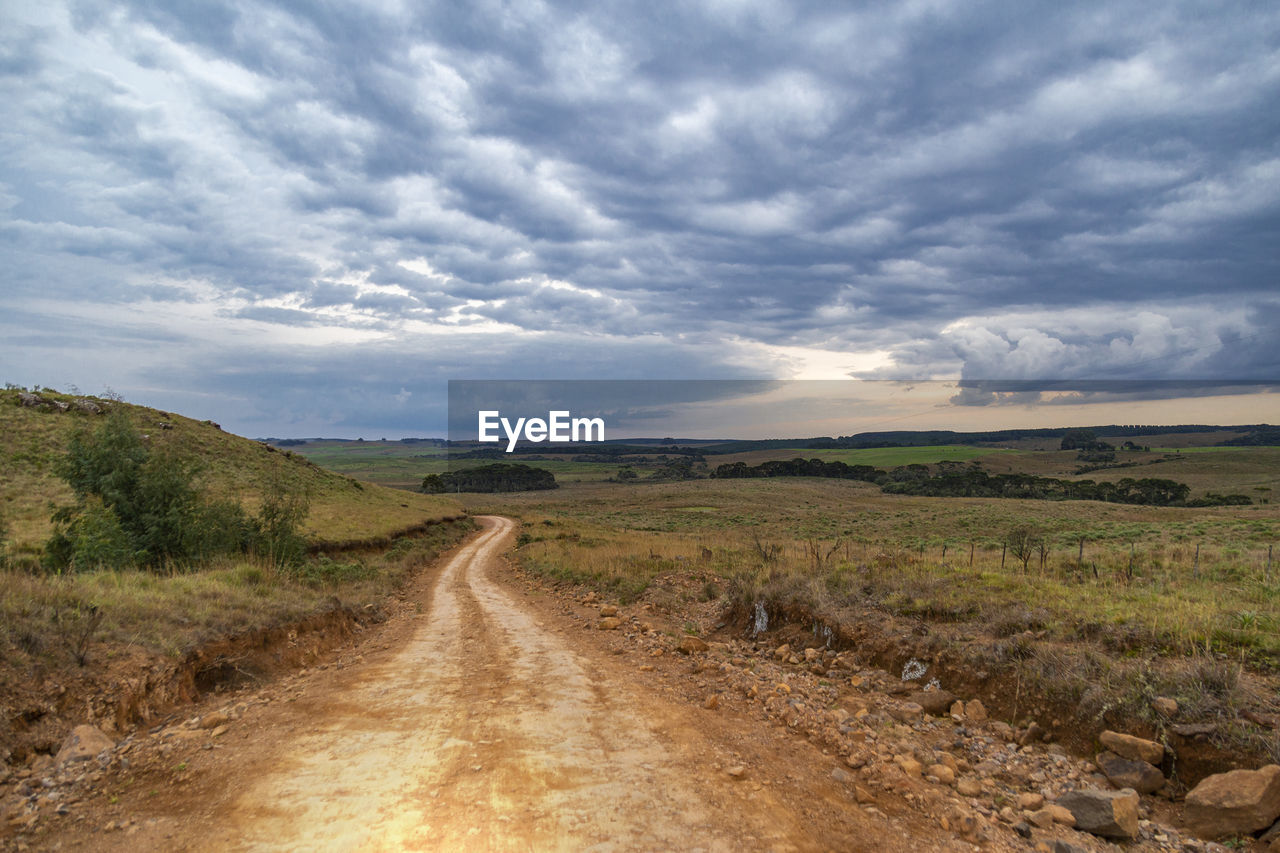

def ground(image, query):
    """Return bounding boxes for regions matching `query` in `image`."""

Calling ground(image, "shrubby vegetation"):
[422,462,557,493]
[43,411,309,572]
[1222,426,1280,446]
[711,456,1251,507]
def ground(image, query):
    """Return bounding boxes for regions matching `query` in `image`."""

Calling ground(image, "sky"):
[2,1,1278,438]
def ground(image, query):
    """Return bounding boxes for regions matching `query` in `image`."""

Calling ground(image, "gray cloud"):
[2,0,1278,435]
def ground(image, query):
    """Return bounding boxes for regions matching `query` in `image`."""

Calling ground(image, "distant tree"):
[1060,429,1096,450]
[1005,525,1042,573]
[437,463,557,493]
[420,474,445,493]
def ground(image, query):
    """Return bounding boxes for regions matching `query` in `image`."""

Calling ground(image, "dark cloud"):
[2,0,1278,435]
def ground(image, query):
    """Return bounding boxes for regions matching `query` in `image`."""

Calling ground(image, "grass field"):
[711,444,1017,468]
[447,476,1280,764]
[0,391,461,562]
[286,440,619,487]
[0,518,474,658]
[455,477,1280,662]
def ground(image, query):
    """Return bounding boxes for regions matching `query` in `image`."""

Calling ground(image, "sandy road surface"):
[207,516,824,851]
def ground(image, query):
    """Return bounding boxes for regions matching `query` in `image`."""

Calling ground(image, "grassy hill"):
[0,388,461,565]
[0,389,473,768]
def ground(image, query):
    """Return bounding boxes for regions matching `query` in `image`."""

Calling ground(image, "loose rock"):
[1098,730,1163,765]
[677,636,709,655]
[909,690,956,716]
[1055,788,1139,840]
[889,702,923,724]
[200,711,229,730]
[1184,764,1280,840]
[1017,792,1045,810]
[1026,807,1055,829]
[927,764,955,785]
[54,726,114,766]
[1095,750,1164,794]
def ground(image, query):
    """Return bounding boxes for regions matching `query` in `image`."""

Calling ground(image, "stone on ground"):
[55,725,114,766]
[677,636,709,655]
[1184,764,1280,840]
[1055,788,1139,839]
[1095,750,1164,794]
[909,689,956,716]
[1098,730,1163,765]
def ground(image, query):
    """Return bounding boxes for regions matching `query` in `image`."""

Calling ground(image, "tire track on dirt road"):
[216,516,818,851]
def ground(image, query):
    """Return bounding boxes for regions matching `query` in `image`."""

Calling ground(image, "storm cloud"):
[2,1,1277,435]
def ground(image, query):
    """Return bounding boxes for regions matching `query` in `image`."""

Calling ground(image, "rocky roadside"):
[0,643,389,850]
[542,572,1280,853]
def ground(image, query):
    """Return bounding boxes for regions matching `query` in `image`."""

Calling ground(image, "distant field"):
[713,444,1016,468]
[286,441,448,489]
[280,435,1280,662]
[292,438,1280,501]
[1149,446,1256,453]
[286,441,617,486]
[289,441,1022,488]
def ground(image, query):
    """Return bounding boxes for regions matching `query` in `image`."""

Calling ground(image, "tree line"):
[711,457,1251,507]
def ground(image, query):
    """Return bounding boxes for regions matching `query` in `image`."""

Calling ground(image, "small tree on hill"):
[252,472,310,568]
[46,409,260,571]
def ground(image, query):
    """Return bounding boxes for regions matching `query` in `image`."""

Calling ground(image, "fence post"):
[1193,543,1200,580]
[1001,542,1007,570]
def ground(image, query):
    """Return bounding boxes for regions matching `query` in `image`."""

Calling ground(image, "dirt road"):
[17,516,971,852]
[215,515,816,851]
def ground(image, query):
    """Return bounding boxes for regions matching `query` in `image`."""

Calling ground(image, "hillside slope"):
[0,389,460,564]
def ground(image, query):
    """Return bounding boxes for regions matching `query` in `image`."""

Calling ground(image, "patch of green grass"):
[0,390,462,557]
[0,519,475,663]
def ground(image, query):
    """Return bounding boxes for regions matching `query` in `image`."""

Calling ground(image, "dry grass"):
[0,389,461,563]
[0,519,475,665]
[470,478,1280,766]
[462,478,1280,664]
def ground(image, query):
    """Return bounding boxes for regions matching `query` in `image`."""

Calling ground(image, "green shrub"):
[45,410,292,572]
[251,473,310,568]
[45,497,134,571]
